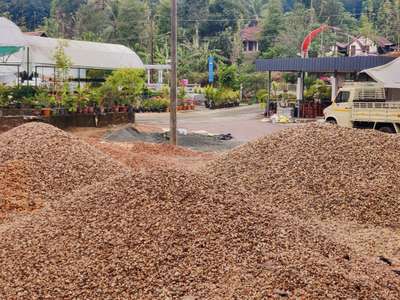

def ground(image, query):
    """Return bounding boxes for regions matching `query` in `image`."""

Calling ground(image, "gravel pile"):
[0,123,126,204]
[207,123,400,228]
[0,169,399,299]
[0,123,399,299]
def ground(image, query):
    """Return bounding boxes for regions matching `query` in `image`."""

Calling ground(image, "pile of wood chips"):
[0,122,399,299]
[88,139,212,171]
[207,123,400,227]
[0,160,42,221]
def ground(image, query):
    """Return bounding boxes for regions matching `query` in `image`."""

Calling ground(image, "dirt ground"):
[69,124,215,171]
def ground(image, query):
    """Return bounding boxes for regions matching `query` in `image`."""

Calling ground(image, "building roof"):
[336,36,395,49]
[256,56,395,73]
[240,25,262,42]
[24,31,48,37]
[375,36,394,47]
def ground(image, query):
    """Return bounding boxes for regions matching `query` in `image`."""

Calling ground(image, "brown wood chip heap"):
[0,122,399,299]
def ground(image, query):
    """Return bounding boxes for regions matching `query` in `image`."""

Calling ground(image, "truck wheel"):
[378,126,395,134]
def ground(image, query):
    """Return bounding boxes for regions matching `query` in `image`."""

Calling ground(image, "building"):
[24,31,48,37]
[240,21,262,54]
[0,17,144,86]
[336,36,396,56]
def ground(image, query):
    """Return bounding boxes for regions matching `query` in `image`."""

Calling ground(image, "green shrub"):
[219,64,239,90]
[32,90,56,108]
[100,68,145,107]
[240,72,270,99]
[256,89,269,103]
[141,98,169,112]
[304,79,331,101]
[0,85,11,107]
[204,85,217,102]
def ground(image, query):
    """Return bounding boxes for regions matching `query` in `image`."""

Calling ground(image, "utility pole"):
[170,0,178,145]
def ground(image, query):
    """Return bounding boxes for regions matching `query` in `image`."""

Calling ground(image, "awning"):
[361,57,400,89]
[0,46,23,57]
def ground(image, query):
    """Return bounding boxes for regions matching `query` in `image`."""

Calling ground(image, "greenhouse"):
[0,17,144,86]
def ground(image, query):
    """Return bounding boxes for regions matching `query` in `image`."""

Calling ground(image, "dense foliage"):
[3,1,399,63]
[1,0,399,106]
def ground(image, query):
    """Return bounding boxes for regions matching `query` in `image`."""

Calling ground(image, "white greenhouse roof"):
[0,18,144,70]
[22,35,144,69]
[362,57,400,89]
[0,17,26,47]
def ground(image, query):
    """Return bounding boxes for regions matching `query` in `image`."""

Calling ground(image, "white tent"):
[361,57,400,89]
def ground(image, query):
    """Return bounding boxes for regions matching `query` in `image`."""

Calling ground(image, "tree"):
[0,0,51,30]
[200,0,245,37]
[377,0,395,38]
[53,40,72,107]
[260,0,284,51]
[359,13,375,38]
[156,0,171,36]
[178,0,209,47]
[274,4,317,57]
[50,0,85,37]
[75,1,110,41]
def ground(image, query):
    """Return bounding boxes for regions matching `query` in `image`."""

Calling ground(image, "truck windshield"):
[336,91,350,103]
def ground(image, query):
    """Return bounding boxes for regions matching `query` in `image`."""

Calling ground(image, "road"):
[136,104,296,142]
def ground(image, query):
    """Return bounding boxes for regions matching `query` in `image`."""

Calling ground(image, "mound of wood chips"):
[0,122,126,204]
[207,123,400,228]
[88,140,212,171]
[0,169,399,299]
[0,123,399,299]
[0,160,42,221]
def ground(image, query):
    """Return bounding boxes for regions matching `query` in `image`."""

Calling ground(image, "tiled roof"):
[24,31,47,37]
[240,25,262,42]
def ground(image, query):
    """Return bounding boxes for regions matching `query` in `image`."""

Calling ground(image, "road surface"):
[136,105,295,142]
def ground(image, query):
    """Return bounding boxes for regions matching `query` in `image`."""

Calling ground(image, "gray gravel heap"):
[0,123,399,299]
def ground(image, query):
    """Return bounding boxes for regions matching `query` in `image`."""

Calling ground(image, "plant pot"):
[119,106,127,112]
[41,108,52,117]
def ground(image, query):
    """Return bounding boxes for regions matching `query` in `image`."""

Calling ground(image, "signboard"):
[208,56,214,83]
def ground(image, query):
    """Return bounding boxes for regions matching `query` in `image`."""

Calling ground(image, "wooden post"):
[170,0,178,145]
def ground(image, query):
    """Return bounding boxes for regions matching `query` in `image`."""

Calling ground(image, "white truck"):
[323,82,400,133]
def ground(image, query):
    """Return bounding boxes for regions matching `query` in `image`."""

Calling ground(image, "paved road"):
[136,105,296,142]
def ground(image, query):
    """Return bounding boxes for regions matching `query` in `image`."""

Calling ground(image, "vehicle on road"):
[324,82,400,133]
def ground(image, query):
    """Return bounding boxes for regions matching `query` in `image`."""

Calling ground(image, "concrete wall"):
[0,112,132,133]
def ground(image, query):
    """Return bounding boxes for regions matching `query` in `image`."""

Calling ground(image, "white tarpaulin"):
[1,18,144,70]
[361,57,400,89]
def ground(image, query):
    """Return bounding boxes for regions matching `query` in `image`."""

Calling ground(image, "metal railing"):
[352,101,400,123]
